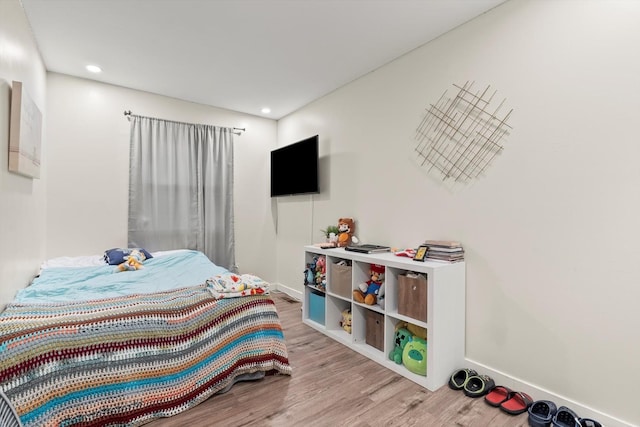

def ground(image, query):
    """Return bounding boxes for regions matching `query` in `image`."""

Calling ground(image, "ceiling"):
[21,0,507,120]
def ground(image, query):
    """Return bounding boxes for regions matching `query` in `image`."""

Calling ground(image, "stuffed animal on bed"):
[115,249,146,272]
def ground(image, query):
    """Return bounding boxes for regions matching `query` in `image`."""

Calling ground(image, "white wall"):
[45,73,278,282]
[276,0,640,425]
[6,0,639,423]
[0,0,47,307]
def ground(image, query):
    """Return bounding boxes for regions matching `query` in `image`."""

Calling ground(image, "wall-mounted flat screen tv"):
[270,135,319,197]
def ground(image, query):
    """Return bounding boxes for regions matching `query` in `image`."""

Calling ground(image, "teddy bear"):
[336,217,355,247]
[389,326,412,364]
[353,264,384,305]
[340,308,352,334]
[115,249,146,272]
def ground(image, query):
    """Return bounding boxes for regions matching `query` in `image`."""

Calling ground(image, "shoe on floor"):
[448,368,477,390]
[500,391,533,415]
[552,406,581,427]
[528,400,557,427]
[579,419,602,427]
[463,374,495,398]
[484,385,512,407]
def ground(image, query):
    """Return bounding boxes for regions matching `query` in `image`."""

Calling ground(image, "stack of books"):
[424,240,464,262]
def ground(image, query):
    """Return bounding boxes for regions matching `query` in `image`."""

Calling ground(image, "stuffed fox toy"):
[116,249,146,272]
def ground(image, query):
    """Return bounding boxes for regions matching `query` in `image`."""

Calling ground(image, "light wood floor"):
[148,292,529,427]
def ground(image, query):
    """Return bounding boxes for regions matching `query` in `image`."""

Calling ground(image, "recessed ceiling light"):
[86,65,102,73]
[261,107,271,114]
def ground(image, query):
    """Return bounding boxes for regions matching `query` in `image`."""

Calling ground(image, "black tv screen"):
[270,135,319,197]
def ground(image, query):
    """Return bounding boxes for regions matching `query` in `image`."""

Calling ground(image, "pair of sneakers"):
[528,400,602,427]
[448,368,495,398]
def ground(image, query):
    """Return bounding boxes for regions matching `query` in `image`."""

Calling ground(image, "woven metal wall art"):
[414,81,513,183]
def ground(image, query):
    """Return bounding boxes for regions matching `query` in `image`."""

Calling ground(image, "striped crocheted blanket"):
[0,285,291,426]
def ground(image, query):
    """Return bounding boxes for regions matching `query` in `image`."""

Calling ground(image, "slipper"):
[448,368,477,390]
[579,419,602,427]
[552,406,581,427]
[528,400,558,427]
[463,374,495,398]
[484,385,512,407]
[500,391,533,415]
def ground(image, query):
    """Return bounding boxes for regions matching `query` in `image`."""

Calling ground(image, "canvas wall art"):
[9,80,42,179]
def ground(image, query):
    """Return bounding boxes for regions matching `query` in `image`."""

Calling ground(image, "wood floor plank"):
[147,292,529,426]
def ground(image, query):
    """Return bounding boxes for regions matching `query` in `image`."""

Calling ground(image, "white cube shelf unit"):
[302,245,466,391]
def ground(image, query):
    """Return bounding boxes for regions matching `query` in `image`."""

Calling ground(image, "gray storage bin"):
[330,263,352,298]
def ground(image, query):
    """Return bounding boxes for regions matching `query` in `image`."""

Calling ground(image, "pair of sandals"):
[485,385,533,415]
[448,368,495,398]
[528,401,602,427]
[449,369,532,415]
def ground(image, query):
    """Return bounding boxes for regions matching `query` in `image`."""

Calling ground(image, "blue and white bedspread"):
[0,251,291,426]
[15,250,228,303]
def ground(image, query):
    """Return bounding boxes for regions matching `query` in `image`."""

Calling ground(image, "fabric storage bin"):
[398,274,428,322]
[308,290,326,325]
[330,263,352,298]
[365,310,384,351]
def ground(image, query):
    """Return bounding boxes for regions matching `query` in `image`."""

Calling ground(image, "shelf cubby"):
[302,245,465,391]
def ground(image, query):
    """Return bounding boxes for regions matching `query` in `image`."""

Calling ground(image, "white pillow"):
[150,249,190,257]
[40,255,106,269]
[40,249,192,270]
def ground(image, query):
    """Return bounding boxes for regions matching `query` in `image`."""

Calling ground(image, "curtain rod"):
[123,110,245,136]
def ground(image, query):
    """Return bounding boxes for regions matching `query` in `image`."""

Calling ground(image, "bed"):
[0,249,292,426]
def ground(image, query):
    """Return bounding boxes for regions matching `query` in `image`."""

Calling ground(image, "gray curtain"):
[128,115,236,271]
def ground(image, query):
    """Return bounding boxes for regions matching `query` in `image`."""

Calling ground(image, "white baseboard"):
[465,359,634,427]
[272,282,302,301]
[270,285,633,426]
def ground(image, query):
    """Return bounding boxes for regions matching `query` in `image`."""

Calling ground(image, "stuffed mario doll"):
[353,264,385,305]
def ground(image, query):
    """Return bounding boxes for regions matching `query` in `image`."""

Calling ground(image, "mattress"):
[16,250,228,304]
